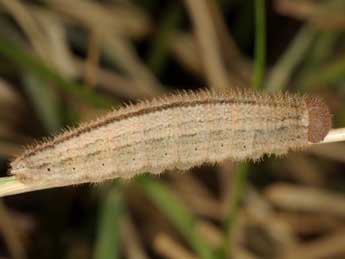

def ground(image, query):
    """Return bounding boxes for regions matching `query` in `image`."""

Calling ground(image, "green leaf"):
[147,2,182,74]
[137,175,215,259]
[0,36,112,108]
[23,74,62,133]
[252,0,266,90]
[266,26,316,92]
[94,186,124,259]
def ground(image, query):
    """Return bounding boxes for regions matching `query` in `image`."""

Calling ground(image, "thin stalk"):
[137,176,215,259]
[266,26,316,91]
[94,185,124,259]
[0,36,112,108]
[220,163,249,258]
[222,2,266,258]
[302,56,345,89]
[0,128,344,197]
[147,2,182,74]
[252,0,266,90]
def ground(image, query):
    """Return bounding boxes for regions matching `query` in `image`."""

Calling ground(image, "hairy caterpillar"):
[10,89,331,186]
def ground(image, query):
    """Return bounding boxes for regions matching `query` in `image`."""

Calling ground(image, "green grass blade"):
[0,177,16,185]
[0,36,112,108]
[266,26,316,91]
[23,74,62,133]
[147,2,182,74]
[137,176,214,259]
[302,56,345,89]
[94,186,124,259]
[252,0,266,90]
[217,163,249,259]
[297,31,340,91]
[223,163,249,256]
[221,1,266,257]
[305,31,339,68]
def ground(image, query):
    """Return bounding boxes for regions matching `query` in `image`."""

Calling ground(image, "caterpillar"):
[10,89,331,187]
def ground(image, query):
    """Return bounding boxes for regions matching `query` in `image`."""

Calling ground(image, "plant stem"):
[94,185,124,259]
[222,2,266,257]
[253,0,266,90]
[137,176,215,259]
[147,2,182,74]
[221,163,249,258]
[266,26,316,91]
[0,128,344,197]
[0,36,112,108]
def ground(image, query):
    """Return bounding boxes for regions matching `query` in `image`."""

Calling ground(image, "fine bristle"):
[305,96,332,143]
[11,89,321,187]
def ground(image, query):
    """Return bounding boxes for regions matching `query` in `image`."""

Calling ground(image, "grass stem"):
[221,163,249,258]
[253,0,266,90]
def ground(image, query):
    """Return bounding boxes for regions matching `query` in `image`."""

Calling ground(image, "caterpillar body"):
[10,89,331,186]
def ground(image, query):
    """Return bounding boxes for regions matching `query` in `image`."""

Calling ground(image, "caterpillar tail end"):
[305,96,332,143]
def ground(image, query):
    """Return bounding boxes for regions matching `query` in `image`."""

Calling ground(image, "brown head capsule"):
[305,96,332,143]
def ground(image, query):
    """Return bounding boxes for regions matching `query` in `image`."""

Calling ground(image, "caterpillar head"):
[305,96,331,143]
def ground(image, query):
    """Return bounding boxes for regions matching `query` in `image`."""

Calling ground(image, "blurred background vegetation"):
[0,0,344,258]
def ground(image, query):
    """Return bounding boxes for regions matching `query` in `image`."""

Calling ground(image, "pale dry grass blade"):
[0,177,91,198]
[73,58,145,98]
[319,127,345,144]
[121,217,149,259]
[196,221,222,249]
[229,211,254,259]
[0,0,49,59]
[0,200,26,259]
[309,142,345,163]
[174,2,250,86]
[244,189,298,252]
[275,212,344,235]
[232,248,258,259]
[103,35,164,96]
[277,154,324,186]
[0,79,22,106]
[0,141,23,158]
[0,0,79,80]
[23,74,62,133]
[184,0,230,91]
[0,79,26,126]
[30,7,78,78]
[275,0,345,29]
[43,0,164,97]
[125,184,176,239]
[170,32,203,76]
[266,26,316,91]
[265,183,345,217]
[218,160,236,217]
[283,229,345,259]
[45,0,152,38]
[84,29,100,89]
[30,2,158,95]
[0,80,29,156]
[171,174,222,220]
[275,0,318,20]
[0,125,26,143]
[153,232,198,259]
[206,0,252,86]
